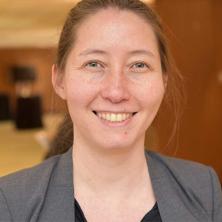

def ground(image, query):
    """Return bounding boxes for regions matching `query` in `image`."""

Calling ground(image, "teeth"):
[96,112,132,122]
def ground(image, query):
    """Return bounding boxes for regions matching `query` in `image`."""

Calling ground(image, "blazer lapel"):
[48,149,206,222]
[38,148,75,222]
[145,151,207,222]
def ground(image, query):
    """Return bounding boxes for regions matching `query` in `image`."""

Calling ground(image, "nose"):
[100,70,130,103]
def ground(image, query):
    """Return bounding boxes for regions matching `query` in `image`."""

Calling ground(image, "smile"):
[93,111,137,123]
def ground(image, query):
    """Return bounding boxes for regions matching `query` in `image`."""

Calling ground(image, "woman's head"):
[56,0,168,73]
[52,0,184,151]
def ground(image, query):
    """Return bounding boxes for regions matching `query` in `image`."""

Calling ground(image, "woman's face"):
[54,8,166,150]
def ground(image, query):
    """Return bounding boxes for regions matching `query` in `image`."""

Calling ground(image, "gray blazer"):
[0,148,222,222]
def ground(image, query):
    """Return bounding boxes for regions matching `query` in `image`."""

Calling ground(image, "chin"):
[93,136,140,152]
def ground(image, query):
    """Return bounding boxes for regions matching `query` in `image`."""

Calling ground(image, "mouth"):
[93,111,137,123]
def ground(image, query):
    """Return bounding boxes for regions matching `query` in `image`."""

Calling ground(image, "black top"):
[75,199,162,222]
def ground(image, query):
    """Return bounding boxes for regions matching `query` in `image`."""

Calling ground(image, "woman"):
[0,0,221,221]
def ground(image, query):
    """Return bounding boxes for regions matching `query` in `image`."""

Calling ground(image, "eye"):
[130,62,150,73]
[84,60,104,71]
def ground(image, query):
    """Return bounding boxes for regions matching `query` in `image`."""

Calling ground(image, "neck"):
[72,139,151,201]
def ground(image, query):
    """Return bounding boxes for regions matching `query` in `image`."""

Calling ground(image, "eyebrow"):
[78,49,155,57]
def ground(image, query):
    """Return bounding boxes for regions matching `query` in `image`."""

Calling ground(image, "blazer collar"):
[50,148,201,222]
[40,148,75,222]
[146,151,204,222]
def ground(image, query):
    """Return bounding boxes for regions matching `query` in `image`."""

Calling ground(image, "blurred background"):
[0,0,221,183]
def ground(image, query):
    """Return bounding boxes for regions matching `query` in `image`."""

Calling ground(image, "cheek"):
[64,75,98,109]
[133,77,165,108]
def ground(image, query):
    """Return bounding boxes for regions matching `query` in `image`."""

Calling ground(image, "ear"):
[51,64,66,100]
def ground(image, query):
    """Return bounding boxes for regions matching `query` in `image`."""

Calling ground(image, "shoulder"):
[0,148,73,221]
[147,150,218,190]
[148,150,211,177]
[0,147,72,190]
[147,151,222,218]
[0,154,61,221]
[0,154,60,191]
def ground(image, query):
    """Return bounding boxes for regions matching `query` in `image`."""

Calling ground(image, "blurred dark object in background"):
[0,93,11,121]
[10,66,37,98]
[10,65,43,129]
[11,66,36,82]
[15,96,43,129]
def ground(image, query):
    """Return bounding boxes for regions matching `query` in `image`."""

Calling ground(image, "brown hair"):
[48,0,184,158]
[44,114,73,159]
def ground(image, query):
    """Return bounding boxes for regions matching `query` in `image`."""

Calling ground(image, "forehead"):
[71,8,158,56]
